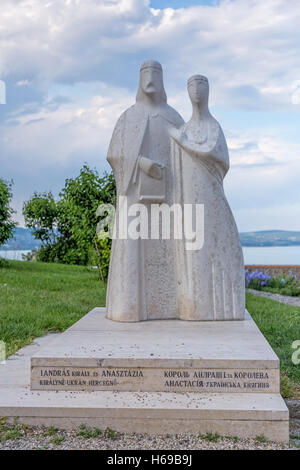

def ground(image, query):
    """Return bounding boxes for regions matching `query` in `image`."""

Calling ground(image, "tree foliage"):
[0,178,17,248]
[23,191,58,244]
[23,165,116,275]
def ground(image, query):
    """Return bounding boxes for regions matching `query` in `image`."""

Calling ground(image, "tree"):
[23,191,58,245]
[0,178,17,248]
[56,165,115,265]
[23,165,116,274]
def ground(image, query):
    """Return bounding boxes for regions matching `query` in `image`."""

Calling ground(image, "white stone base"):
[0,308,289,442]
[2,393,289,442]
[31,308,280,394]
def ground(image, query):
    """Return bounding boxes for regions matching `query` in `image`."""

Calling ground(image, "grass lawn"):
[0,260,106,356]
[0,260,299,398]
[246,293,300,398]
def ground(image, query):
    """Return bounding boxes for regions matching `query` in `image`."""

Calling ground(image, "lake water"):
[242,246,300,265]
[0,250,31,261]
[1,246,300,265]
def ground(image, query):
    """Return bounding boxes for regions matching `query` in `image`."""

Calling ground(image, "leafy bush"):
[245,269,300,296]
[0,178,17,248]
[94,237,111,282]
[23,165,116,278]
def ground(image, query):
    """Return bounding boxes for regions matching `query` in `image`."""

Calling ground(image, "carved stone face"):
[187,77,209,105]
[140,67,163,96]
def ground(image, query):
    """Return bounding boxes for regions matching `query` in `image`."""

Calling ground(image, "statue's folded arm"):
[170,124,229,178]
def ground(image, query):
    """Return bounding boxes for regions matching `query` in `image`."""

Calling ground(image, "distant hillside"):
[1,228,300,250]
[1,227,42,251]
[239,230,300,247]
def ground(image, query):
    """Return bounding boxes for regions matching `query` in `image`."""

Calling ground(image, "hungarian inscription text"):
[31,366,278,393]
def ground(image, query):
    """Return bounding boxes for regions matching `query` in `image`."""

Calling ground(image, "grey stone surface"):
[30,308,281,392]
[0,429,295,450]
[30,308,278,368]
[170,75,244,320]
[106,60,183,322]
[106,62,244,322]
[30,309,280,393]
[0,310,289,442]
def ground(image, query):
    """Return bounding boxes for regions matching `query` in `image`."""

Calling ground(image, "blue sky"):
[0,0,300,231]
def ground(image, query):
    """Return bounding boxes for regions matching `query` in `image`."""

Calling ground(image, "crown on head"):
[140,60,162,72]
[187,75,208,85]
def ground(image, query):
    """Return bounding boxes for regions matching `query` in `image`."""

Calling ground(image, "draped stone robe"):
[171,119,245,321]
[106,102,183,322]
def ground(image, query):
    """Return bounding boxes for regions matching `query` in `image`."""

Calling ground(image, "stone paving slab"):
[0,310,289,442]
[31,308,279,367]
[30,308,280,393]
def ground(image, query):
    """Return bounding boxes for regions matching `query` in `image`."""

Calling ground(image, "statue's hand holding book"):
[139,156,164,180]
[138,155,166,203]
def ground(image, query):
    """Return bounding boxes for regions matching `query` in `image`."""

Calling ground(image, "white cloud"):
[0,0,300,230]
[224,131,300,229]
[15,80,30,87]
[0,0,299,110]
[291,80,300,105]
[1,82,134,171]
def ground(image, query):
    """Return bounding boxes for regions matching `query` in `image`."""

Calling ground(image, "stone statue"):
[106,60,184,322]
[169,75,245,320]
[106,62,244,323]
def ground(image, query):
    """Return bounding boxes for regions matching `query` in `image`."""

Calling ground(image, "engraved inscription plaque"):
[31,366,279,393]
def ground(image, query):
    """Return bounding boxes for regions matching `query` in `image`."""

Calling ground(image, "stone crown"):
[188,75,208,85]
[140,60,162,72]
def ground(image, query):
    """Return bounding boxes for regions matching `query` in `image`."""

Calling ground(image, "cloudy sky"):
[0,0,299,231]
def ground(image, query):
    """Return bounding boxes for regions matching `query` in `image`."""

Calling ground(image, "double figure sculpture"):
[106,60,245,322]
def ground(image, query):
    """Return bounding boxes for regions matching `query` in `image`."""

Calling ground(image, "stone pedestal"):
[31,309,280,394]
[0,308,289,442]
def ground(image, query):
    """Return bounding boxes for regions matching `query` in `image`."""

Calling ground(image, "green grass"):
[104,427,116,439]
[254,434,268,443]
[77,424,101,438]
[50,435,65,445]
[43,426,59,437]
[246,293,300,398]
[225,435,239,443]
[0,261,299,398]
[0,260,106,356]
[260,285,300,297]
[199,432,221,442]
[0,417,26,442]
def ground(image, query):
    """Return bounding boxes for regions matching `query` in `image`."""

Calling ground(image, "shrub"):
[245,269,300,296]
[0,178,17,248]
[23,165,116,276]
